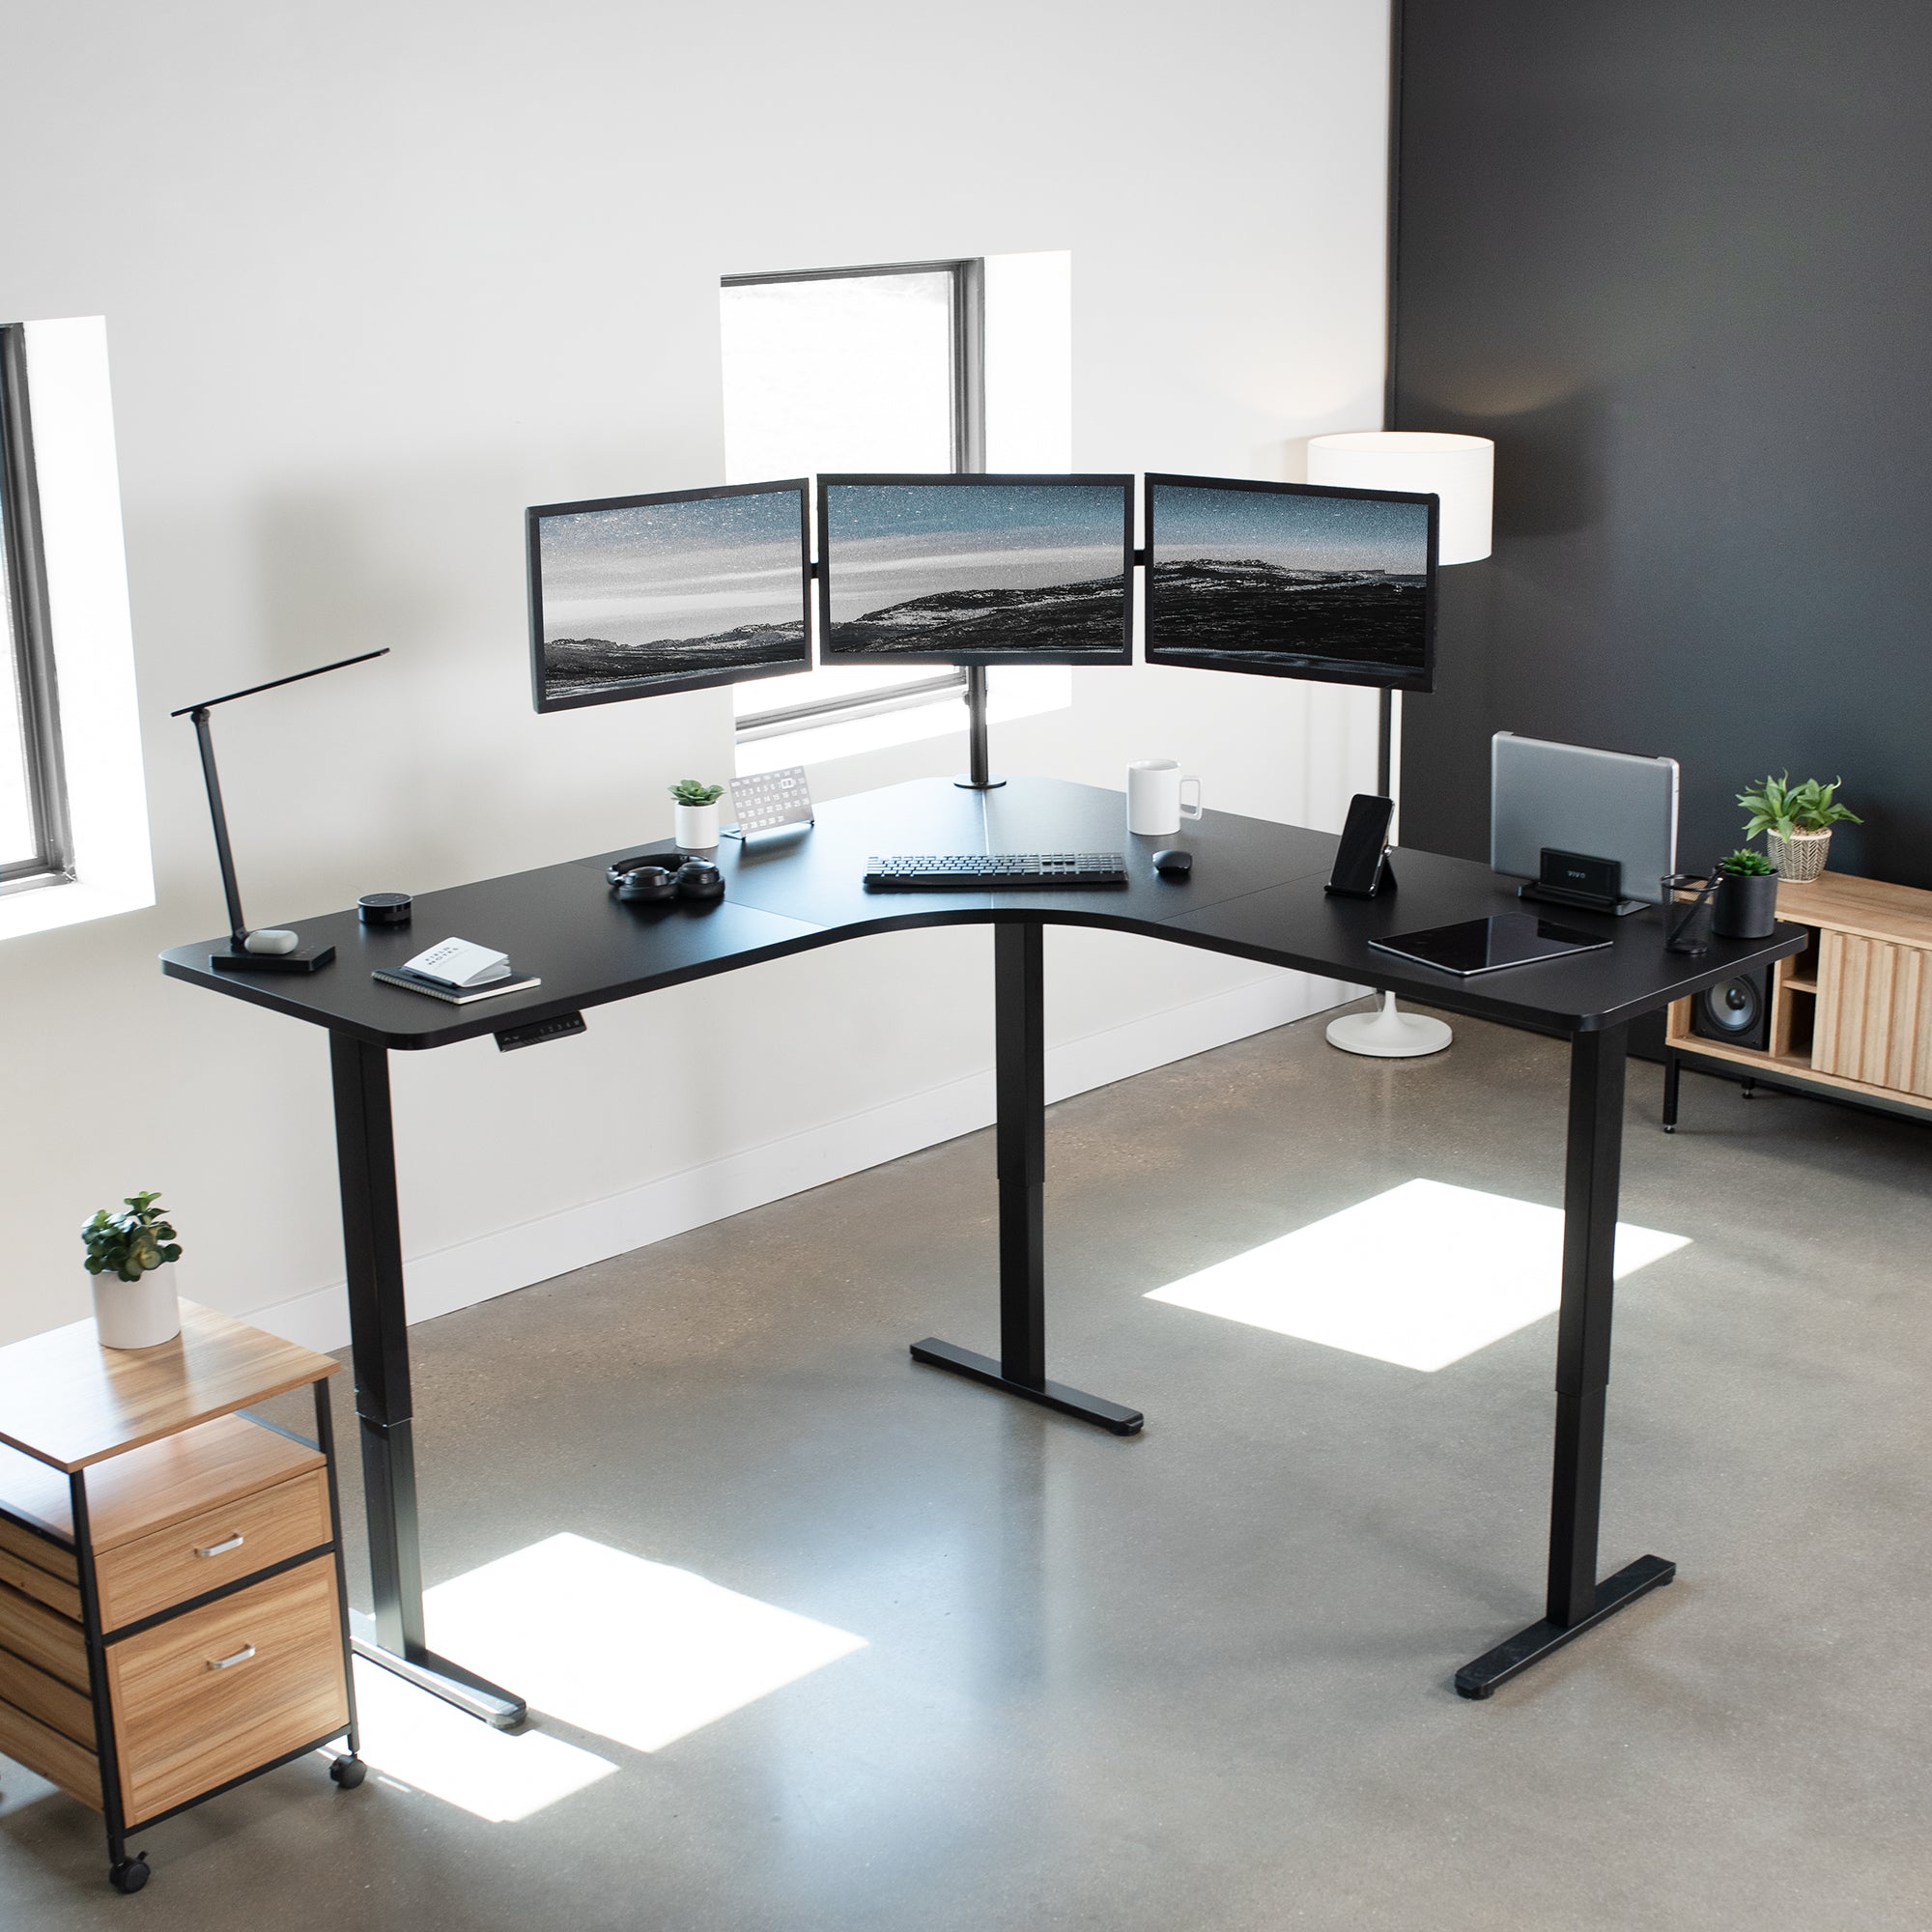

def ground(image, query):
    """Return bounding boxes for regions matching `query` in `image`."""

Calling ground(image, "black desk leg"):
[1455,1024,1674,1697]
[912,921,1144,1435]
[329,1035,527,1727]
[1662,1048,1681,1132]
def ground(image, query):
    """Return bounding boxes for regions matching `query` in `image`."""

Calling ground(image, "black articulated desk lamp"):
[171,647,389,974]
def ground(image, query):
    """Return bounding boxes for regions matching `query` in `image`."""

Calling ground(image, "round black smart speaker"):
[357,892,413,926]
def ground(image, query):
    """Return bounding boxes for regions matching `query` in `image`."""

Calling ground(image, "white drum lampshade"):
[1305,430,1493,564]
[1308,430,1493,1062]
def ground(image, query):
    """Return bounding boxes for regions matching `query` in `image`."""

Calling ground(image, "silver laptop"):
[1491,733,1679,910]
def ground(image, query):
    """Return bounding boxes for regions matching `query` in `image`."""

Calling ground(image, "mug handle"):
[1179,776,1204,820]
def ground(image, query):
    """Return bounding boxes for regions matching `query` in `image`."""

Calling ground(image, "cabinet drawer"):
[96,1468,331,1633]
[0,1576,87,1690]
[0,1692,99,1810]
[106,1554,346,1827]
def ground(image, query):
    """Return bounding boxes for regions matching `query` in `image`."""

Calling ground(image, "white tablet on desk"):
[1369,914,1612,978]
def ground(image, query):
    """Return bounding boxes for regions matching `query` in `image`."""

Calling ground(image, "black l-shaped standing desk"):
[160,777,1802,1719]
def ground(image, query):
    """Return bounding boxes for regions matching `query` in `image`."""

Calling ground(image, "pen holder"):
[1662,873,1719,954]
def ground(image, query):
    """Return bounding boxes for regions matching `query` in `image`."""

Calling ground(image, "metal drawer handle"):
[194,1532,246,1558]
[207,1644,257,1671]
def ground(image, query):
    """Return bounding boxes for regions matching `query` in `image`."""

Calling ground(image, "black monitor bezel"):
[1142,472,1439,694]
[816,472,1137,668]
[526,478,812,714]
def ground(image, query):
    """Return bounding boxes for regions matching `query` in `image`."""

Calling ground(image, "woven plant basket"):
[1767,827,1832,883]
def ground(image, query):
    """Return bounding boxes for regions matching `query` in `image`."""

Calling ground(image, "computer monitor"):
[526,480,811,713]
[816,474,1135,666]
[1143,474,1437,692]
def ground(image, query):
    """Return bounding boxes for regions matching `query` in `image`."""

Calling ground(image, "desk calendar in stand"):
[726,766,815,839]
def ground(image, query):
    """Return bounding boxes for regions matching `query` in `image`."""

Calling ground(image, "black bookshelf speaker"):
[1690,965,1772,1052]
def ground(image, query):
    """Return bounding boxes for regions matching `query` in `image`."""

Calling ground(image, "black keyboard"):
[864,852,1129,891]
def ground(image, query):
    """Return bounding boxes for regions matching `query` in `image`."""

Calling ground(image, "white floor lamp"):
[1306,430,1494,1060]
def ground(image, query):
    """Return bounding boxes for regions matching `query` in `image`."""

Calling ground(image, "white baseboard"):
[250,969,1359,1352]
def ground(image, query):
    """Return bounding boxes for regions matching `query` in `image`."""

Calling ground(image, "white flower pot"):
[91,1263,182,1350]
[674,801,721,852]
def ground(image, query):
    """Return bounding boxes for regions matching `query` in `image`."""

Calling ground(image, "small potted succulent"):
[81,1191,184,1350]
[1738,773,1861,884]
[1711,847,1779,941]
[669,779,725,852]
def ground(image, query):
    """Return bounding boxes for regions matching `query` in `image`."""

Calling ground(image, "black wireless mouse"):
[1152,849,1192,877]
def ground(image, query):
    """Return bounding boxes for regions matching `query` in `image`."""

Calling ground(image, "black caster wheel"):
[330,1754,367,1789]
[109,1854,150,1894]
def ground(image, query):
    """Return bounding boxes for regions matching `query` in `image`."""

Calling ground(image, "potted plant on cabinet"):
[670,779,725,852]
[1712,847,1779,941]
[81,1191,183,1350]
[1737,773,1862,884]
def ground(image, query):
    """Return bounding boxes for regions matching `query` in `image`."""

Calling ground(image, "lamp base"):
[211,942,336,975]
[1326,991,1453,1059]
[952,775,1008,790]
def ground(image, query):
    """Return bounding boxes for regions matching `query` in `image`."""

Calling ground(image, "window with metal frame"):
[0,325,72,894]
[721,260,984,740]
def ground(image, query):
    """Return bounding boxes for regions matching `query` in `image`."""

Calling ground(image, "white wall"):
[0,0,1391,1347]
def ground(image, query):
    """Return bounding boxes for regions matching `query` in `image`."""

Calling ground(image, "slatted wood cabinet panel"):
[0,1304,358,1889]
[1813,931,1932,1094]
[1668,870,1932,1119]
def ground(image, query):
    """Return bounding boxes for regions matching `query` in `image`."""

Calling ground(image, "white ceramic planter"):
[91,1263,182,1350]
[1766,826,1832,883]
[674,801,721,852]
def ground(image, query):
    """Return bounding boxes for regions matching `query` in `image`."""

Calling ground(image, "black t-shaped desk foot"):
[910,1339,1144,1435]
[1453,1553,1676,1698]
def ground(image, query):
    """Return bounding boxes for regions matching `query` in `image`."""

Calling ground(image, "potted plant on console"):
[1738,773,1862,884]
[81,1190,184,1350]
[670,779,725,853]
[1712,847,1779,941]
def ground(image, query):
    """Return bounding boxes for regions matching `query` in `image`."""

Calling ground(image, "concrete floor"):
[4,1004,1929,1930]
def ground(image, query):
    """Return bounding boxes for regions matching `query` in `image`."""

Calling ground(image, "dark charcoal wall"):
[1392,2,1932,888]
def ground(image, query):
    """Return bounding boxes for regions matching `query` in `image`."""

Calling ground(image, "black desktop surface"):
[1162,841,1803,1035]
[159,776,1802,1050]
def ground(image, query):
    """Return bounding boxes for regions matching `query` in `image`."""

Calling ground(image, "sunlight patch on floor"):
[421,1532,867,1754]
[348,1657,618,1822]
[1145,1178,1690,1371]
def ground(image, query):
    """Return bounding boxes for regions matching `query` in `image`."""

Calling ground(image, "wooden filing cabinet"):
[0,1300,363,1894]
[1665,870,1932,1123]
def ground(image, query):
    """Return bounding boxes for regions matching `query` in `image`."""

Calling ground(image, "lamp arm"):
[189,706,249,947]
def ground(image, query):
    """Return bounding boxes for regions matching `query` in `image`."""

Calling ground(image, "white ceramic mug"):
[1126,760,1204,838]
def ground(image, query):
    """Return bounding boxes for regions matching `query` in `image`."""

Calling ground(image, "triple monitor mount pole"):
[950,538,1160,792]
[955,666,1003,791]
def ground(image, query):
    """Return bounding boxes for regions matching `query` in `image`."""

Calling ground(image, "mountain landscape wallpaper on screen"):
[821,482,1130,660]
[536,488,808,703]
[1147,483,1431,684]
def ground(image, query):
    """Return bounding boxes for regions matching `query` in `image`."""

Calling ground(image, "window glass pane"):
[0,491,35,867]
[722,271,960,722]
[722,271,954,478]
